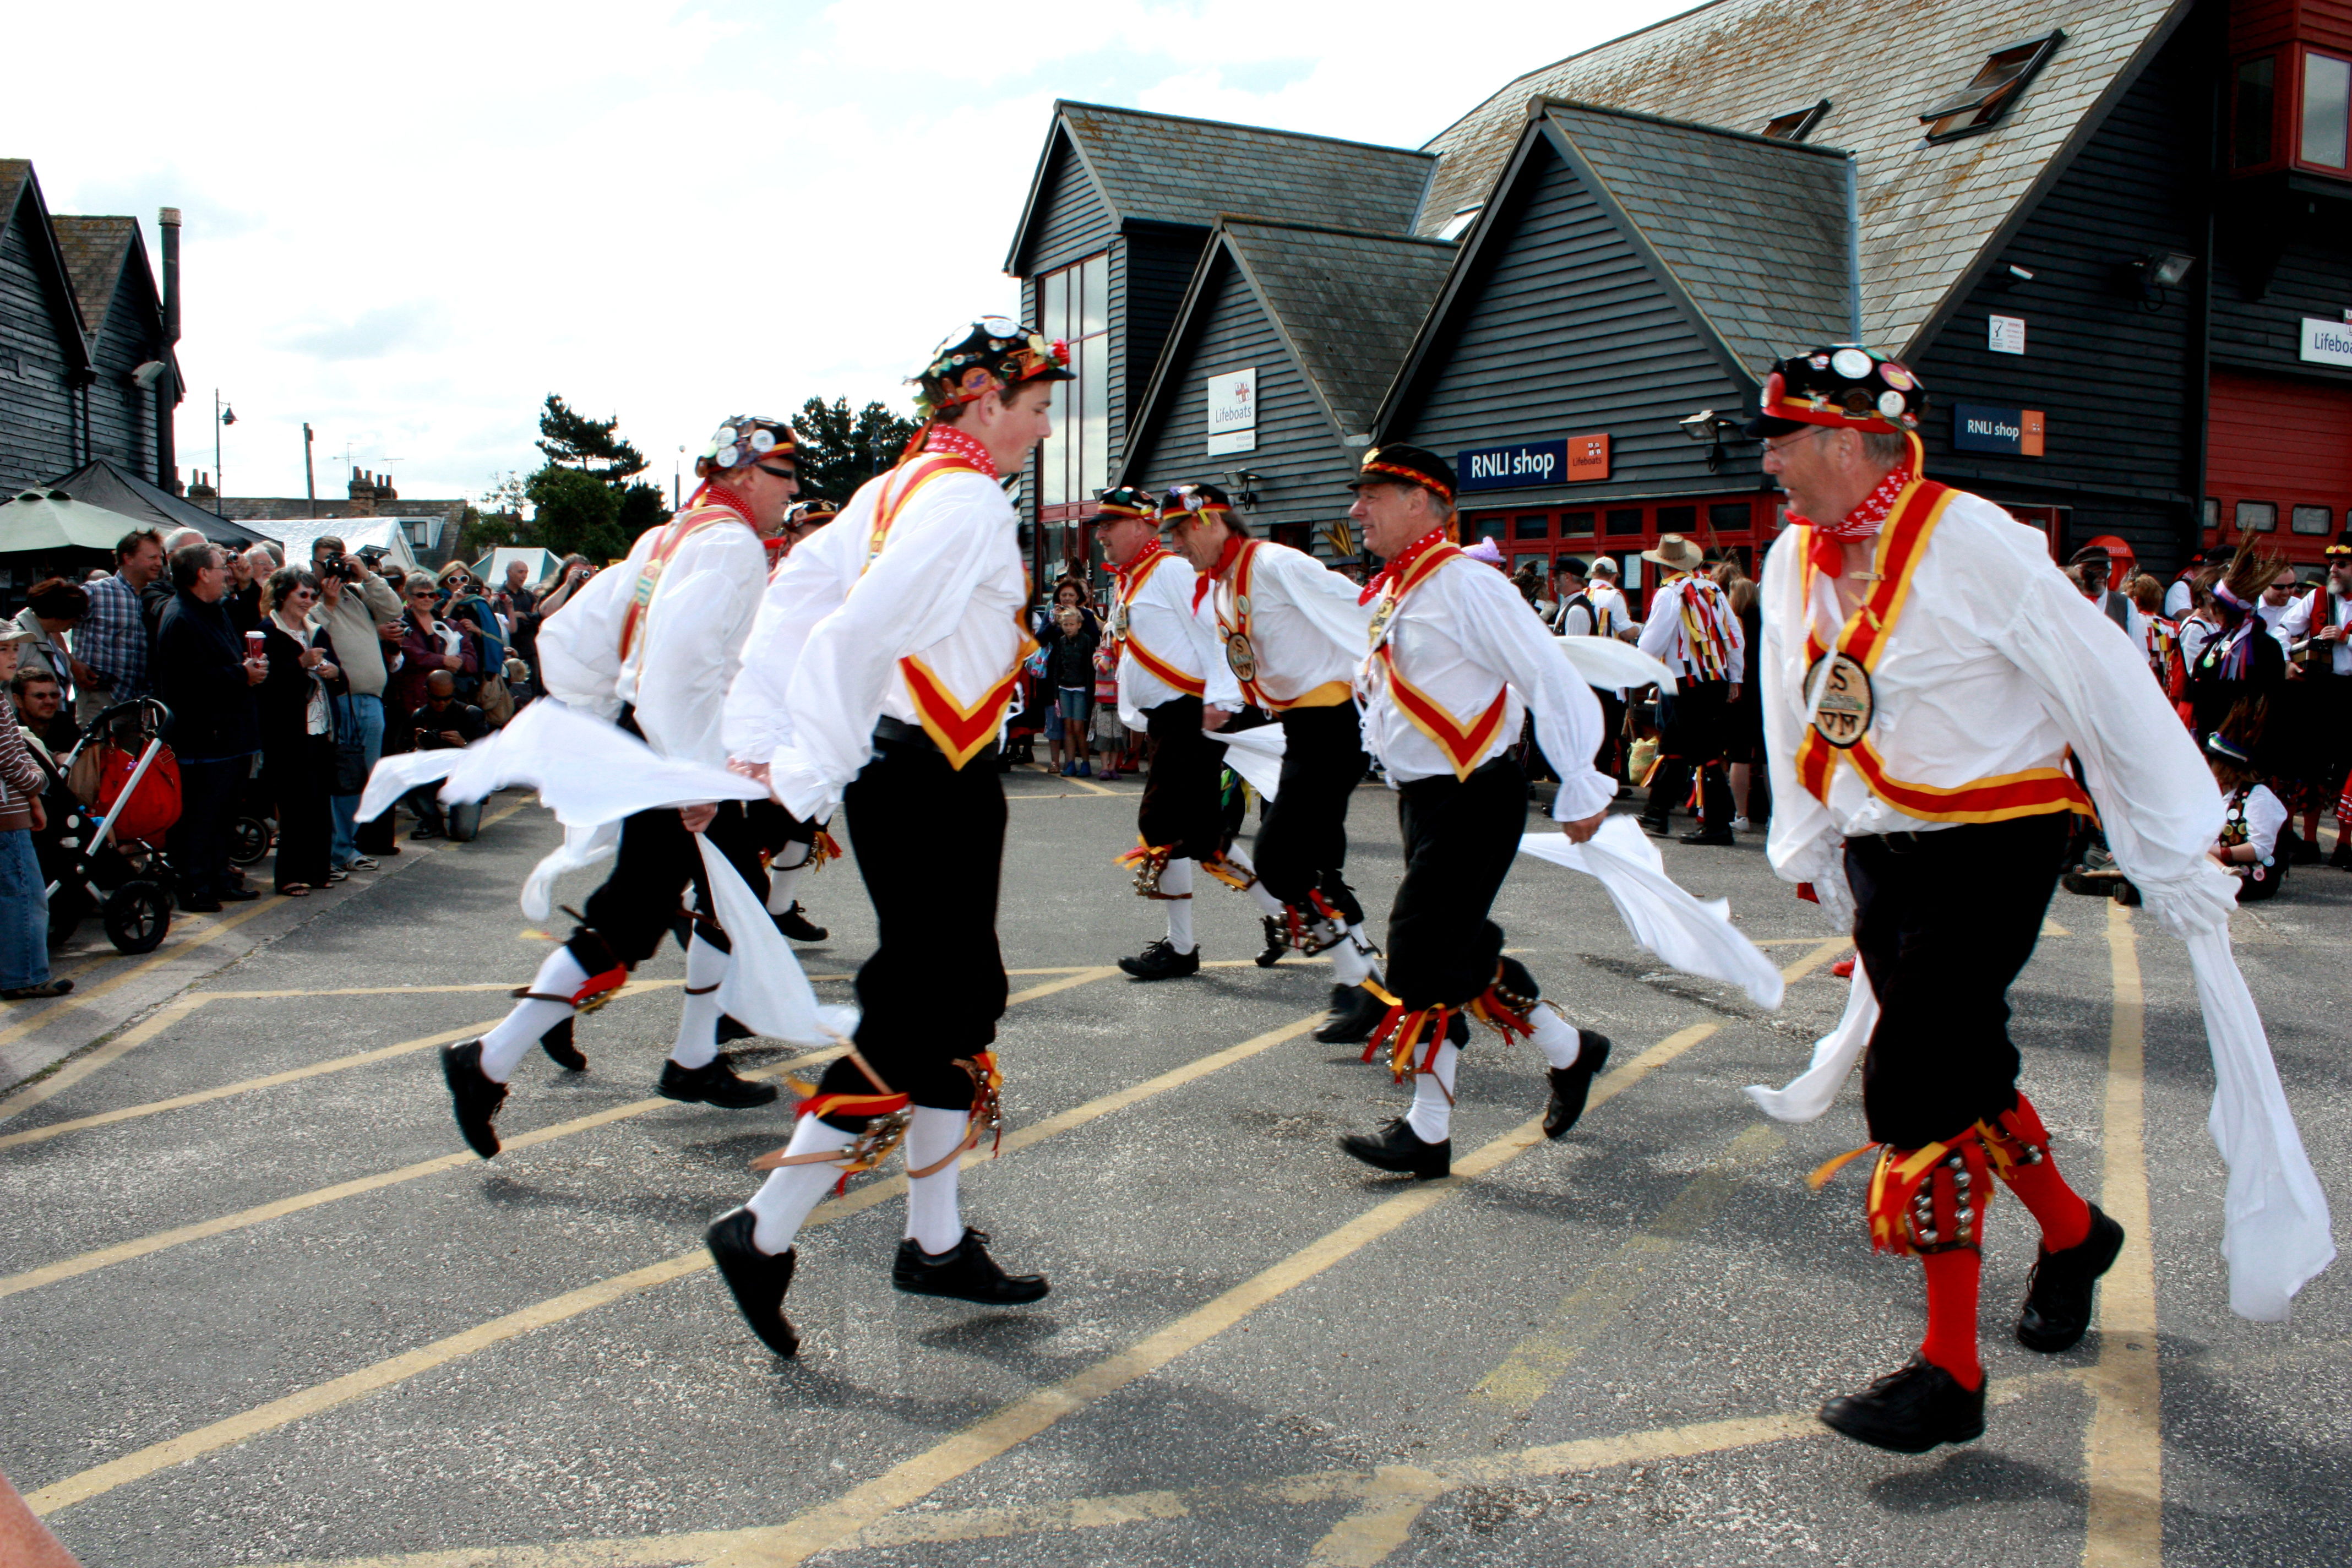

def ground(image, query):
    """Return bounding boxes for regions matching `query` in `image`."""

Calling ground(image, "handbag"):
[478,671,516,728]
[330,699,370,795]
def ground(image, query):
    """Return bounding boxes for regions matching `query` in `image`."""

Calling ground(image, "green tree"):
[536,396,649,487]
[462,471,529,556]
[791,396,921,505]
[526,465,627,561]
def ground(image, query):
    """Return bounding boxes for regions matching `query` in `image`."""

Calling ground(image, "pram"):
[40,697,181,954]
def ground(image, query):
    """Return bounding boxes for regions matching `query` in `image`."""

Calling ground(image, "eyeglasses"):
[1764,426,1834,453]
[756,464,795,480]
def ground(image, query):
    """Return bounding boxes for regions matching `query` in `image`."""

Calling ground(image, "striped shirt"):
[79,571,150,703]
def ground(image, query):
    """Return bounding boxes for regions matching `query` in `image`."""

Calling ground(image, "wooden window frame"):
[1762,100,1830,142]
[2295,46,2352,178]
[1918,30,2064,144]
[2231,51,2287,175]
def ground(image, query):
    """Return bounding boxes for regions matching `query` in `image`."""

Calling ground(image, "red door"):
[2207,370,2352,562]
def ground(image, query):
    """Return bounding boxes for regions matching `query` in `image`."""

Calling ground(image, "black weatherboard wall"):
[0,164,84,492]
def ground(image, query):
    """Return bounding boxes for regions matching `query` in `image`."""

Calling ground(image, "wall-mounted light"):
[131,360,168,389]
[1222,470,1263,510]
[1997,263,2035,288]
[2120,248,2196,309]
[1678,409,1745,473]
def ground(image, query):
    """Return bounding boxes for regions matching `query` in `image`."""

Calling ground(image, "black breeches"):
[1847,813,2070,1148]
[1385,756,1528,1010]
[573,798,782,966]
[814,732,1008,1117]
[1139,696,1225,861]
[1254,702,1365,923]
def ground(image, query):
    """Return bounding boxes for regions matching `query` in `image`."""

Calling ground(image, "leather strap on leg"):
[1467,957,1541,1044]
[1861,1134,1992,1257]
[1115,837,1179,898]
[1199,851,1258,892]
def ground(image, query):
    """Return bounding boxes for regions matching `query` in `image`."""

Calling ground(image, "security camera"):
[132,360,168,389]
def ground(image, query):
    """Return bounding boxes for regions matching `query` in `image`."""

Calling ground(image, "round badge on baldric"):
[1226,632,1257,684]
[1366,598,1397,650]
[1108,603,1129,638]
[1831,348,1874,380]
[1806,652,1874,749]
[1233,593,1252,619]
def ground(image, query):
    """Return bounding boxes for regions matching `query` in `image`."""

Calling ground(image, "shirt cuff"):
[1550,767,1616,823]
[771,755,841,824]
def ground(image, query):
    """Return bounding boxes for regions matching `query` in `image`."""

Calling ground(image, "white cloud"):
[2,0,1684,504]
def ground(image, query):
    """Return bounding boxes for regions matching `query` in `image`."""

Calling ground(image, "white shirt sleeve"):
[1559,600,1595,638]
[1170,575,1244,710]
[1263,545,1375,655]
[2243,785,2288,862]
[532,551,636,718]
[1450,566,1612,821]
[2164,578,2193,618]
[2277,592,2314,642]
[1636,581,1681,666]
[633,530,766,771]
[1757,541,1847,901]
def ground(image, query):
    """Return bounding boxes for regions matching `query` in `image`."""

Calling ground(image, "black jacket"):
[154,590,261,761]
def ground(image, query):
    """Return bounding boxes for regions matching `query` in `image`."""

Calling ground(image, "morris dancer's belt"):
[1272,680,1353,711]
[872,714,999,761]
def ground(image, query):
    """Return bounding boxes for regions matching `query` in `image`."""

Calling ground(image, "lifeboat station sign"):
[1456,438,1568,493]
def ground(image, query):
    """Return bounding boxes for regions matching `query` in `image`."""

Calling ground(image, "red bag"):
[95,742,181,846]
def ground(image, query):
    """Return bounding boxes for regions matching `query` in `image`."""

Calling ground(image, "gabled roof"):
[1006,102,1434,271]
[46,459,269,546]
[50,216,146,342]
[1542,102,1853,377]
[0,159,90,370]
[0,161,29,226]
[1415,0,2193,355]
[1122,218,1457,472]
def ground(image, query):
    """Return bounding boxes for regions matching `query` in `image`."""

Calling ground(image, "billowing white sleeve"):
[532,554,635,719]
[2275,594,2313,643]
[1636,582,1680,666]
[767,482,1009,819]
[1264,546,1374,655]
[633,532,766,771]
[1167,574,1243,710]
[1999,564,2234,935]
[1452,567,1612,822]
[1758,541,1845,900]
[723,549,856,767]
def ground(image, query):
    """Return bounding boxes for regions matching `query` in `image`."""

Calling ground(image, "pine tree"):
[791,396,921,506]
[535,395,649,486]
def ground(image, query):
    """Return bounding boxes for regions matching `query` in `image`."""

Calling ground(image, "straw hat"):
[1641,534,1707,573]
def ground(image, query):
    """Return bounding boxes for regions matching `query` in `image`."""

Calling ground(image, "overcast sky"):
[6,0,1690,505]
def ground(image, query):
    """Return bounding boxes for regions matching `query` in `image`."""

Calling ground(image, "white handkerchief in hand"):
[1207,722,1286,801]
[695,836,859,1048]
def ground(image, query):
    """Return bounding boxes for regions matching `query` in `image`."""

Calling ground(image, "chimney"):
[349,466,374,513]
[156,208,182,493]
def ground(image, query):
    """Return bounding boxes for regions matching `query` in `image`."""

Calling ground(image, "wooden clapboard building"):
[0,160,179,497]
[1004,0,2352,605]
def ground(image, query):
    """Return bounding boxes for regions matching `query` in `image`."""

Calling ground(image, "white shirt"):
[1358,553,1614,821]
[1586,581,1632,636]
[727,464,1027,821]
[2230,783,2288,864]
[1761,488,2224,926]
[1108,549,1242,727]
[2163,576,2195,619]
[535,507,767,770]
[1636,574,1746,680]
[2274,587,2352,675]
[1207,540,1371,707]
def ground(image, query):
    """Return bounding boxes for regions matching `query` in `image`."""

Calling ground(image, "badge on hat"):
[1741,345,1926,439]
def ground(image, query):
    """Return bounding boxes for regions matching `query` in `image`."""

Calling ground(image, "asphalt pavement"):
[2,769,2347,1567]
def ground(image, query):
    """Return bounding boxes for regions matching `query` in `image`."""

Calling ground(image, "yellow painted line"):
[1305,1467,1449,1566]
[0,1048,844,1303]
[2045,918,2072,937]
[2082,900,2160,1566]
[25,1010,1325,1520]
[1775,937,1850,983]
[0,1020,497,1152]
[0,893,286,1052]
[0,998,202,1130]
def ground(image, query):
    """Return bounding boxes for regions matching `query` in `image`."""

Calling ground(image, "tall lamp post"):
[213,389,236,518]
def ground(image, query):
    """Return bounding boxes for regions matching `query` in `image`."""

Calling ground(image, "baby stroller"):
[41,697,182,954]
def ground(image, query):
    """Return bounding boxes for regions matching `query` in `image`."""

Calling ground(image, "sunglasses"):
[756,463,795,481]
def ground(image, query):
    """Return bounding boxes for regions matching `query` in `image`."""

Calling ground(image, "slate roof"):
[50,216,140,339]
[0,160,30,231]
[1219,220,1459,440]
[1009,104,1433,269]
[218,497,465,524]
[1416,0,2192,355]
[1542,103,1854,376]
[47,459,269,546]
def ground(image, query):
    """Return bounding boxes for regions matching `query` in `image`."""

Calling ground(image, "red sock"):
[1995,1097,2093,1253]
[1918,1249,1983,1390]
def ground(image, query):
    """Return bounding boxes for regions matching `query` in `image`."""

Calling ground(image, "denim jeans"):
[329,693,385,866]
[0,829,51,989]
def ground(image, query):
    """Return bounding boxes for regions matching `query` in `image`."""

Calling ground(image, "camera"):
[321,554,362,584]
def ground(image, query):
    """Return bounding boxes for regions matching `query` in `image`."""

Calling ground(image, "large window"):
[2237,499,2278,533]
[2234,55,2277,168]
[1034,253,1109,510]
[2293,503,2333,535]
[2305,50,2351,169]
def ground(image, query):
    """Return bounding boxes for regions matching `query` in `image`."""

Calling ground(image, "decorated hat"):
[1462,538,1505,566]
[785,499,837,530]
[1082,485,1160,526]
[912,317,1073,418]
[1642,533,1708,574]
[2206,727,2254,766]
[1346,443,1457,504]
[1743,345,1925,438]
[696,417,799,479]
[1158,482,1234,529]
[2327,531,2352,559]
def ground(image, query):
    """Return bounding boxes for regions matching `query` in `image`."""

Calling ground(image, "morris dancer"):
[1335,446,1616,1178]
[1160,481,1389,1043]
[706,320,1069,1355]
[1635,535,1744,845]
[1752,346,2233,1452]
[439,418,802,1157]
[760,498,843,944]
[2277,535,2352,868]
[1085,486,1254,980]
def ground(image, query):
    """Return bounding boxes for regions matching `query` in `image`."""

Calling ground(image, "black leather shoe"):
[772,902,829,941]
[440,1039,508,1159]
[1818,1355,1986,1453]
[1255,916,1287,967]
[1678,829,1735,846]
[2017,1204,2125,1353]
[1637,817,1672,838]
[1338,1117,1451,1180]
[539,1016,587,1071]
[1543,1031,1613,1139]
[705,1208,800,1358]
[1118,939,1201,981]
[1313,982,1390,1044]
[715,1013,757,1044]
[2330,837,2352,870]
[658,1058,781,1109]
[409,821,443,841]
[220,886,262,901]
[892,1228,1049,1304]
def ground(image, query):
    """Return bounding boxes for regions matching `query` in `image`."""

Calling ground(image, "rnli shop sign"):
[1951,402,2046,457]
[1456,439,1567,493]
[1205,368,1257,456]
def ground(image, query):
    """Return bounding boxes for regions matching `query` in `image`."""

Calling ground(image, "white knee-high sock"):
[1161,858,1197,954]
[1527,1002,1583,1070]
[1222,845,1289,918]
[903,1105,970,1255]
[743,1117,858,1255]
[478,946,589,1082]
[667,935,730,1069]
[1404,1042,1460,1145]
[1329,929,1379,986]
[766,855,810,914]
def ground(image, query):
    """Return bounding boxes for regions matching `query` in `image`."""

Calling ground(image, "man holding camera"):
[306,538,405,873]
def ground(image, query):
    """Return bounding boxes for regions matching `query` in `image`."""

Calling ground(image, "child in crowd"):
[2207,731,2288,902]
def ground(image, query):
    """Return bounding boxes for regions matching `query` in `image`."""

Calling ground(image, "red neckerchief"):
[1357,524,1452,606]
[923,422,997,478]
[1192,531,1246,612]
[1114,538,1168,600]
[687,478,757,527]
[1787,457,1914,575]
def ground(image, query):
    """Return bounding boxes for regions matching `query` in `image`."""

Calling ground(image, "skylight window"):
[1436,205,1482,241]
[1762,100,1829,141]
[1918,30,2064,142]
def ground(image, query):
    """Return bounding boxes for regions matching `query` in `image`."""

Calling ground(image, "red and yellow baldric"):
[1214,541,1352,712]
[1108,542,1205,696]
[861,453,1036,770]
[617,494,754,663]
[1365,535,1510,781]
[1793,481,2091,824]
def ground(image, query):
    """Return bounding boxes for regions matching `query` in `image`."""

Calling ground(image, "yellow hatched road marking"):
[0,894,284,1053]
